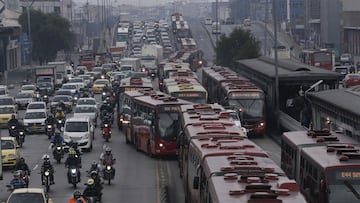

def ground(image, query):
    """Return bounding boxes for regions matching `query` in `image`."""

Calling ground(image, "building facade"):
[0,0,22,75]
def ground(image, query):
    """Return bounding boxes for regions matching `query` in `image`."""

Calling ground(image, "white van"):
[0,85,8,96]
[63,117,94,152]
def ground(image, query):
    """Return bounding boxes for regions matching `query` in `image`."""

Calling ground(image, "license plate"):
[32,125,38,129]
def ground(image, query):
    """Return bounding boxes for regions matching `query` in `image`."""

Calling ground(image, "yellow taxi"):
[1,136,20,167]
[92,79,110,94]
[0,106,16,127]
[6,188,54,203]
[20,85,37,96]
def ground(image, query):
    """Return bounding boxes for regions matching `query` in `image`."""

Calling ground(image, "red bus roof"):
[123,89,158,98]
[202,66,249,83]
[180,104,224,113]
[120,77,153,90]
[133,91,191,108]
[282,130,357,149]
[302,145,360,169]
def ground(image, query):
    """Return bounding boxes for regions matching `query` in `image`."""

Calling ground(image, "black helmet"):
[73,190,81,199]
[91,160,98,167]
[55,131,61,136]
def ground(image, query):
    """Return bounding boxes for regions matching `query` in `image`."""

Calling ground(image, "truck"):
[48,61,66,88]
[110,42,127,62]
[140,45,163,74]
[34,65,56,93]
[120,58,141,72]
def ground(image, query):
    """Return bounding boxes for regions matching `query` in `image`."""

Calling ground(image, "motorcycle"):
[102,123,111,142]
[101,92,109,101]
[102,164,115,185]
[42,94,49,104]
[9,124,17,137]
[56,117,65,131]
[150,72,156,80]
[84,196,101,203]
[52,144,64,163]
[41,169,51,193]
[46,124,54,139]
[17,129,25,148]
[67,166,81,188]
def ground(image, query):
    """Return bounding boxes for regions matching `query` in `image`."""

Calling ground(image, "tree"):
[215,28,261,67]
[18,10,75,64]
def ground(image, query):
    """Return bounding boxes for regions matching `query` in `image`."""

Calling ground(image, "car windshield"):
[16,93,32,99]
[0,98,14,105]
[0,107,15,114]
[62,85,77,89]
[27,103,45,109]
[79,75,90,80]
[75,106,96,113]
[53,97,70,102]
[55,91,71,96]
[1,140,15,150]
[25,112,46,119]
[92,67,103,72]
[78,99,96,105]
[158,111,179,141]
[7,192,45,203]
[69,78,83,83]
[22,86,35,90]
[94,80,108,85]
[65,121,88,132]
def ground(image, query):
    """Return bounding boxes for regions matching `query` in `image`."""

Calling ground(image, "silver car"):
[73,105,98,127]
[50,95,73,113]
[15,92,34,110]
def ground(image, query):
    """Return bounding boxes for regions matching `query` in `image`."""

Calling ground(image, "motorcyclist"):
[89,170,103,192]
[46,114,56,126]
[65,149,81,183]
[57,100,66,112]
[15,157,31,176]
[68,141,82,158]
[83,178,102,201]
[102,83,110,93]
[100,147,115,165]
[55,106,66,120]
[40,154,55,185]
[68,190,86,203]
[51,131,64,146]
[88,160,101,175]
[8,115,19,135]
[8,170,27,190]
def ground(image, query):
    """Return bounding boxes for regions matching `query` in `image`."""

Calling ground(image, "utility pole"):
[27,0,35,65]
[264,0,269,56]
[273,0,280,124]
[215,0,218,45]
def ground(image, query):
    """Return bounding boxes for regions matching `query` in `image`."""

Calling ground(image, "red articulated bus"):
[180,125,306,203]
[300,49,334,70]
[202,66,266,136]
[116,77,153,130]
[281,129,360,203]
[129,92,191,156]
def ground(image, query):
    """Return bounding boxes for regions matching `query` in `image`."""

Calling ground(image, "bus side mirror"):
[193,176,200,189]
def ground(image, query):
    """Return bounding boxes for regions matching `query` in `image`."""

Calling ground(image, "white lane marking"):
[33,164,38,170]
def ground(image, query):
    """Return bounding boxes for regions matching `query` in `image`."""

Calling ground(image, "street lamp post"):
[273,0,280,127]
[27,0,35,65]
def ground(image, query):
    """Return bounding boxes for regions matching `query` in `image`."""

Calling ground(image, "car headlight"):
[84,133,89,139]
[106,165,111,170]
[8,154,16,159]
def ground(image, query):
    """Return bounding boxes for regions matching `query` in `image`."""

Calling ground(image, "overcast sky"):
[73,0,215,7]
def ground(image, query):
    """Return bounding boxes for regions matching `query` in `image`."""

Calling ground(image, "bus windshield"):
[327,169,360,203]
[228,99,264,119]
[314,52,332,63]
[158,111,179,141]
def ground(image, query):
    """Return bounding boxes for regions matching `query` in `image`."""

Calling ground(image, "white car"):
[77,97,98,108]
[226,109,248,137]
[78,75,92,87]
[60,83,79,94]
[26,101,47,111]
[63,117,94,151]
[23,109,47,133]
[68,77,86,89]
[15,92,34,110]
[73,105,98,126]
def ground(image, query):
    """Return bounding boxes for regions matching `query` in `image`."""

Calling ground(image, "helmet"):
[73,190,81,199]
[103,100,108,105]
[105,147,112,153]
[20,157,25,163]
[55,131,61,136]
[87,178,94,186]
[91,160,98,167]
[69,149,76,156]
[43,154,50,161]
[14,170,21,178]
[11,115,16,119]
[90,170,98,178]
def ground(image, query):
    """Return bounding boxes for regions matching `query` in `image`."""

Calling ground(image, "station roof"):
[236,56,343,81]
[308,86,360,117]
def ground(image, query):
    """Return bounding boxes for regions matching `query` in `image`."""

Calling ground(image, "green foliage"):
[18,10,75,63]
[215,28,260,67]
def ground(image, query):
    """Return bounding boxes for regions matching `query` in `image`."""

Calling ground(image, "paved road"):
[0,85,160,203]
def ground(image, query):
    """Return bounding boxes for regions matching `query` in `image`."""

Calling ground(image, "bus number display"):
[336,171,360,180]
[177,93,200,98]
[229,92,262,98]
[161,106,180,112]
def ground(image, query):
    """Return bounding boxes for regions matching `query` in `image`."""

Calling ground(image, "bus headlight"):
[159,143,164,147]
